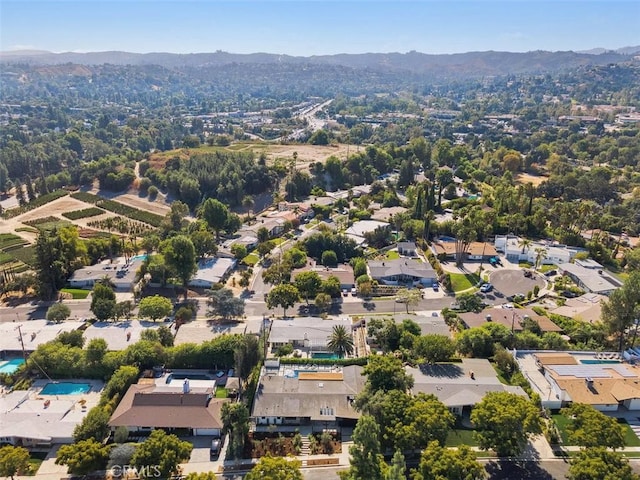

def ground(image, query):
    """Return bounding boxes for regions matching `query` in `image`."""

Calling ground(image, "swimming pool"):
[284,369,317,378]
[580,360,621,364]
[311,352,339,359]
[0,359,25,374]
[130,254,149,262]
[40,382,92,395]
[438,236,456,243]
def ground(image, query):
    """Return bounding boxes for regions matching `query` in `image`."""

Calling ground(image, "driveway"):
[488,270,545,298]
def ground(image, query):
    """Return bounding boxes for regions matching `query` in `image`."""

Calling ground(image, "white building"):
[189,257,236,288]
[494,235,585,265]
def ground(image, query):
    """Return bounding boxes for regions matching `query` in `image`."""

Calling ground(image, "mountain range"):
[1,47,639,78]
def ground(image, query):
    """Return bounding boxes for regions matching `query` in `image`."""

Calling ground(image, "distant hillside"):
[0,49,636,78]
[579,46,640,55]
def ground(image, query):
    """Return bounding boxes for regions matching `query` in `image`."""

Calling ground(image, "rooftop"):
[368,258,435,280]
[559,263,621,294]
[189,257,236,286]
[83,321,164,351]
[407,358,527,407]
[252,365,365,421]
[0,320,80,353]
[345,220,389,239]
[268,317,353,347]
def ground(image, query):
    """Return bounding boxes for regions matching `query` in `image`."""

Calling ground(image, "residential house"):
[494,235,585,265]
[371,206,408,223]
[518,351,640,411]
[109,378,227,436]
[431,241,497,262]
[0,320,79,358]
[368,259,436,287]
[188,257,236,288]
[458,308,563,333]
[251,365,365,432]
[407,358,527,416]
[68,257,145,291]
[268,317,353,353]
[292,262,355,290]
[558,263,621,295]
[345,220,389,246]
[0,383,101,446]
[550,293,606,323]
[397,241,418,257]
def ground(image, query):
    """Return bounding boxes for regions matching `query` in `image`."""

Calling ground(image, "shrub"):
[63,207,105,220]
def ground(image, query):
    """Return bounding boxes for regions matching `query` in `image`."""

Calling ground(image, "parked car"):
[480,283,493,293]
[432,283,439,291]
[563,290,578,298]
[544,270,558,277]
[215,370,225,378]
[210,437,222,458]
[351,287,357,296]
[523,270,533,277]
[342,289,349,297]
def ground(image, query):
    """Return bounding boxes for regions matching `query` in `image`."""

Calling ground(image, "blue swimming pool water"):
[130,254,149,262]
[311,352,339,359]
[580,360,621,364]
[0,359,24,374]
[438,236,456,243]
[284,369,317,378]
[40,382,91,395]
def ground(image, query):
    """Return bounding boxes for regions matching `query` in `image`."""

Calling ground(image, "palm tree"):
[327,325,354,359]
[518,238,532,254]
[534,247,548,271]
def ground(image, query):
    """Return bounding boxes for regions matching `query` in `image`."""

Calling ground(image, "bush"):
[148,186,159,200]
[138,177,152,195]
[533,285,540,296]
[63,207,105,220]
[275,344,294,357]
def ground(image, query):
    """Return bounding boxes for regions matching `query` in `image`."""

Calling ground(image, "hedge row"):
[280,357,369,366]
[62,207,105,220]
[70,192,101,204]
[2,190,69,218]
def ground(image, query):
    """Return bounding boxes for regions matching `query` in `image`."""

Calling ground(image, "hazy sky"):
[1,1,639,55]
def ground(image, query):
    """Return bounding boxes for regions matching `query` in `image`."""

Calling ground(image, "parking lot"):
[486,269,545,299]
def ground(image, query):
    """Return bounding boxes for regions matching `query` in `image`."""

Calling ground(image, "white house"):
[368,259,436,287]
[494,235,585,265]
[189,257,236,288]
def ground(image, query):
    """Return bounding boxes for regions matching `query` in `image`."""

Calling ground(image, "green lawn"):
[243,253,260,266]
[552,414,640,447]
[272,237,286,246]
[539,264,558,273]
[215,387,228,398]
[449,272,481,292]
[445,426,479,447]
[26,451,48,475]
[61,288,91,299]
[386,250,400,260]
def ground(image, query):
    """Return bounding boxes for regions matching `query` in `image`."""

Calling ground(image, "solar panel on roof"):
[550,364,636,378]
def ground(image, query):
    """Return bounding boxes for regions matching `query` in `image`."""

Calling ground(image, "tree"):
[185,473,218,480]
[221,403,250,460]
[162,235,197,301]
[46,303,71,323]
[327,325,354,358]
[456,327,495,357]
[568,447,639,480]
[267,283,300,317]
[90,282,116,321]
[73,406,111,442]
[451,207,489,267]
[340,415,384,480]
[86,338,108,365]
[392,394,455,451]
[315,292,332,312]
[362,354,413,394]
[245,456,303,480]
[412,441,485,480]
[561,403,625,449]
[283,247,307,269]
[457,292,484,313]
[207,287,245,320]
[321,250,338,267]
[294,271,322,305]
[191,229,217,259]
[262,257,293,285]
[201,198,229,241]
[395,288,421,314]
[175,306,193,325]
[56,439,111,475]
[518,238,532,254]
[435,168,454,208]
[257,226,270,244]
[386,450,406,480]
[534,247,548,271]
[470,391,542,457]
[138,295,173,322]
[114,300,134,321]
[131,429,192,479]
[321,275,342,298]
[58,330,85,348]
[602,271,640,352]
[0,446,31,480]
[414,334,455,364]
[230,243,247,260]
